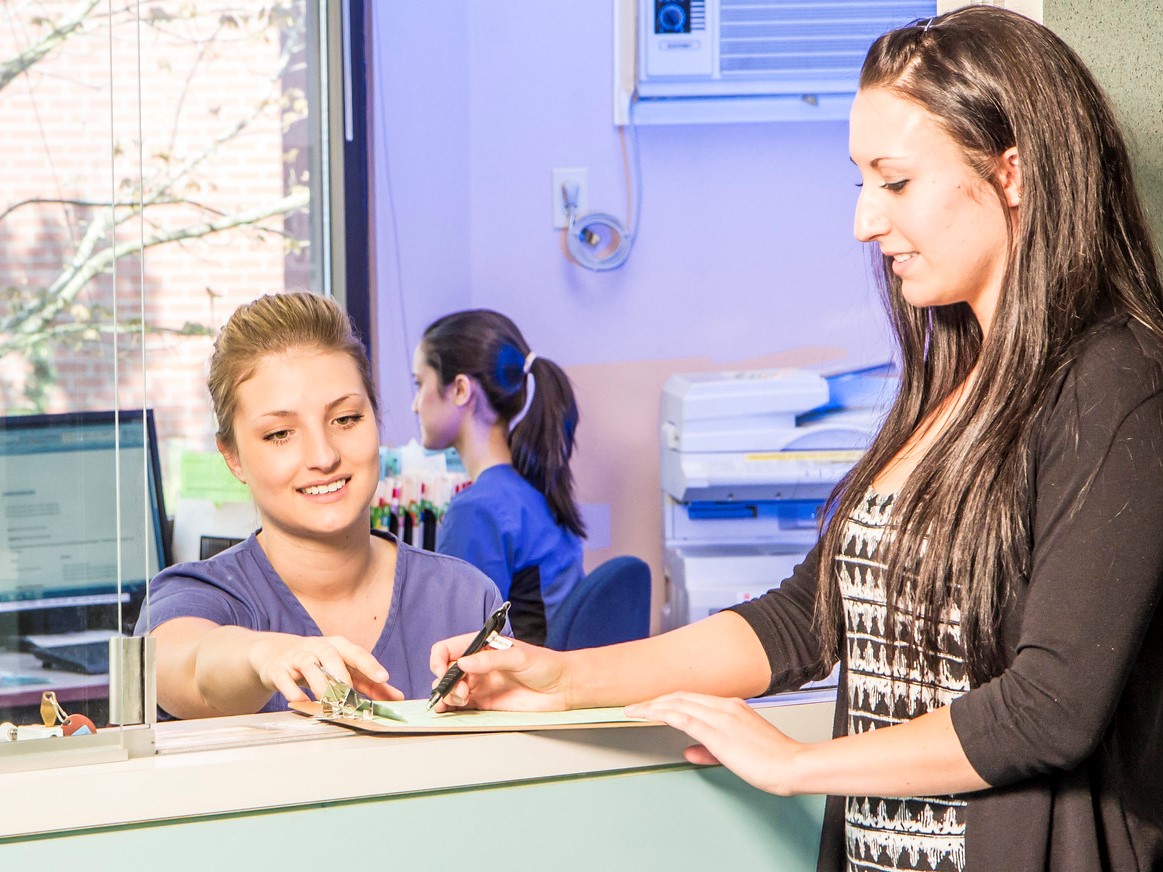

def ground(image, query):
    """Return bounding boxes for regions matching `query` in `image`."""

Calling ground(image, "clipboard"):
[289,699,659,734]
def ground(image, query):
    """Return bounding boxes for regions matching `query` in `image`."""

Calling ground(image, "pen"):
[427,601,511,711]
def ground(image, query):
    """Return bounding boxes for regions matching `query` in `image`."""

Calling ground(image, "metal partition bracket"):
[109,635,157,726]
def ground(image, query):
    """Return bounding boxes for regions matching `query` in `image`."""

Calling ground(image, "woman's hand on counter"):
[627,692,993,800]
[625,692,806,796]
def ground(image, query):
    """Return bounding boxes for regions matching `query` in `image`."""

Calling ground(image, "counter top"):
[1,692,835,840]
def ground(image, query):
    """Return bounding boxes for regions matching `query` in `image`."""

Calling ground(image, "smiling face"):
[850,86,1019,334]
[220,347,380,543]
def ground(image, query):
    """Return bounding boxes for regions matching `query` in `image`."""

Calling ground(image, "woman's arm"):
[433,544,828,709]
[432,609,774,710]
[626,692,987,797]
[638,336,1163,799]
[153,617,398,718]
[951,365,1163,785]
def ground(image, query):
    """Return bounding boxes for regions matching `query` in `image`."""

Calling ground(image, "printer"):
[660,364,896,632]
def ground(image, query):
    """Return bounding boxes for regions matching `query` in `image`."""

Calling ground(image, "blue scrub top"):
[436,464,584,644]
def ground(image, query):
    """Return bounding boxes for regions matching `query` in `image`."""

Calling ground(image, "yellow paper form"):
[290,699,654,733]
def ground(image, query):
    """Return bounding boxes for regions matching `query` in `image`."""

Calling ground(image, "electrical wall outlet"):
[551,167,588,229]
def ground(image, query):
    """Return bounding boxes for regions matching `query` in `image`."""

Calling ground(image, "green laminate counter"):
[0,694,834,871]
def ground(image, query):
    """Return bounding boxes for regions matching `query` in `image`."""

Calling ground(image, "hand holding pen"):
[427,601,512,710]
[428,619,576,713]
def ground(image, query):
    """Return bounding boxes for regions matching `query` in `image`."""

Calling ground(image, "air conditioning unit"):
[632,0,935,122]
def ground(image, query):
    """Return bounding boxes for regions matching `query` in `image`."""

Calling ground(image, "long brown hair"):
[815,7,1163,683]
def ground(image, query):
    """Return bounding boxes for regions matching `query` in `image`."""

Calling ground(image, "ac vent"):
[639,0,936,101]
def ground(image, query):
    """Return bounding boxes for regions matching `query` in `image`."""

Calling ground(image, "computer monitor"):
[0,409,171,612]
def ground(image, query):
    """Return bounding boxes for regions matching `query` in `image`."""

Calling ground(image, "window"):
[0,0,363,731]
[0,0,370,466]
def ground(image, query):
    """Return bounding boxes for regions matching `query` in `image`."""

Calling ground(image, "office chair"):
[545,556,651,651]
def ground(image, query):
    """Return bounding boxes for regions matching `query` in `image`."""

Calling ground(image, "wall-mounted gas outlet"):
[552,167,588,229]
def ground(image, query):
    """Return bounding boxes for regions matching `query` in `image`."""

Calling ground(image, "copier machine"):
[660,365,896,632]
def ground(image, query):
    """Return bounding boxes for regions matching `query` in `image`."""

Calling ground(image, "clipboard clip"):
[318,667,375,721]
[317,666,406,723]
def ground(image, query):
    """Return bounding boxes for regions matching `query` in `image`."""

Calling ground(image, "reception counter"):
[0,693,834,870]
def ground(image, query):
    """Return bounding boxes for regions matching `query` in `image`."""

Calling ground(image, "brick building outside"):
[0,1,313,491]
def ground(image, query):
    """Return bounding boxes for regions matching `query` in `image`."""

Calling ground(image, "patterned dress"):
[838,490,969,872]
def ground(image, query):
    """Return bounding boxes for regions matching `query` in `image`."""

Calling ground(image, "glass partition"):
[1,0,338,754]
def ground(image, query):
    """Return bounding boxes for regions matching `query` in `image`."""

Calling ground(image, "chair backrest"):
[545,555,651,651]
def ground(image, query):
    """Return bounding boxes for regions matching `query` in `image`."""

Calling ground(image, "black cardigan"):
[732,316,1163,871]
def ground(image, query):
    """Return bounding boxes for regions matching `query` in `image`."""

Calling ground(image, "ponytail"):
[506,353,585,538]
[420,310,586,538]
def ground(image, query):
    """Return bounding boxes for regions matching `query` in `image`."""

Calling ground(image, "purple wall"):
[369,2,893,592]
[369,4,473,430]
[371,1,890,438]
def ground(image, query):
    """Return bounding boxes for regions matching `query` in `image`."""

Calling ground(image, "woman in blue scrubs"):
[412,310,585,645]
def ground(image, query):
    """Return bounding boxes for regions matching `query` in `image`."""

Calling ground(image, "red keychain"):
[61,714,97,736]
[41,690,98,736]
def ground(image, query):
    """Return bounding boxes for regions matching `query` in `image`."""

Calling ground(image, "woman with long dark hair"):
[413,309,585,645]
[430,9,1163,870]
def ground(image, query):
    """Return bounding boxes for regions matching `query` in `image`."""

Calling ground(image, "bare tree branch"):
[1,317,215,357]
[0,0,102,93]
[0,196,136,223]
[5,188,308,340]
[1,1,312,410]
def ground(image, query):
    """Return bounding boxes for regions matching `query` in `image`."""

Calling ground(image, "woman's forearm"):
[627,691,988,800]
[788,705,988,797]
[565,611,774,708]
[190,625,286,715]
[151,619,276,718]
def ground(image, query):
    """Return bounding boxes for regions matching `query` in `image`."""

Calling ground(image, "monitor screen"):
[0,409,171,611]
